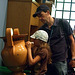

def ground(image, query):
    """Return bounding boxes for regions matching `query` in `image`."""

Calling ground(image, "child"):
[26,30,52,75]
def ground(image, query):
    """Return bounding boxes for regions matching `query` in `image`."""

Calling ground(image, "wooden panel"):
[30,25,38,35]
[30,3,39,26]
[6,1,40,40]
[6,1,31,34]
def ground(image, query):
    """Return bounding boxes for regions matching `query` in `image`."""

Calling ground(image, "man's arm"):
[69,34,75,67]
[69,34,75,58]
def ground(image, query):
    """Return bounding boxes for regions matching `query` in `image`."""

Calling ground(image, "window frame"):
[54,0,75,30]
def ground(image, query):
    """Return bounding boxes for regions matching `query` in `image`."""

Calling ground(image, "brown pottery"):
[1,28,27,75]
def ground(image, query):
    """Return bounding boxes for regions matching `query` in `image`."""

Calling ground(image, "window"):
[51,0,75,33]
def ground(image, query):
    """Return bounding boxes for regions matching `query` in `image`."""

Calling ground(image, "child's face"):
[34,39,40,46]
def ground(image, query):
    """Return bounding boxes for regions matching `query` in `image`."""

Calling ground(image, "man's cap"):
[33,5,50,17]
[30,30,48,42]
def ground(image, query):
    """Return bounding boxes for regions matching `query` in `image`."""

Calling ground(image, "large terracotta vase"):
[1,28,28,75]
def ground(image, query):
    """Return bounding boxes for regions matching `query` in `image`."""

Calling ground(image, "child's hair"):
[38,40,52,64]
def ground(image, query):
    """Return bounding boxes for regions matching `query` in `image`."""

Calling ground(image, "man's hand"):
[69,59,75,67]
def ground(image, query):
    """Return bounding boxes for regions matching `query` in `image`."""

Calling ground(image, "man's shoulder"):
[58,18,68,24]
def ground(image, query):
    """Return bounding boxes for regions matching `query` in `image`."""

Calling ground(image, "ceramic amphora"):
[1,28,27,75]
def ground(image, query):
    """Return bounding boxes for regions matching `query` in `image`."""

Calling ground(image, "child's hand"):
[26,41,31,49]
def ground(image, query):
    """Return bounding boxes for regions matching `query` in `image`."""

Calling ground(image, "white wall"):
[0,0,8,66]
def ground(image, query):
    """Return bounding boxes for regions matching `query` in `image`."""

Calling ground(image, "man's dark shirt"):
[39,18,73,62]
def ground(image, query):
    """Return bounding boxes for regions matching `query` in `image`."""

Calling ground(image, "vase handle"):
[14,28,20,35]
[6,28,13,47]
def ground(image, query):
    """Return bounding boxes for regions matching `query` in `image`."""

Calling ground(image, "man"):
[33,5,75,75]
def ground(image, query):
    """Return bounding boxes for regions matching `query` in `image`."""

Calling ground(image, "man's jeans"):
[46,61,67,75]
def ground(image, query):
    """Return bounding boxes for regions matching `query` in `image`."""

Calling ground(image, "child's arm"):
[26,41,41,66]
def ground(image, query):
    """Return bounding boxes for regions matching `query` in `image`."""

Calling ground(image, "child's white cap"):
[30,30,48,42]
